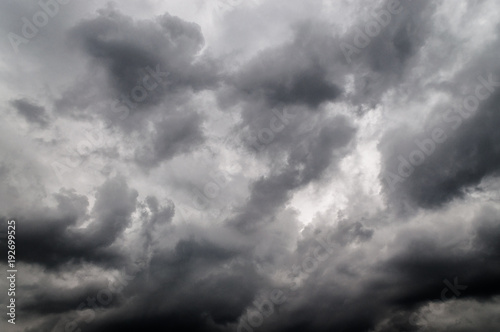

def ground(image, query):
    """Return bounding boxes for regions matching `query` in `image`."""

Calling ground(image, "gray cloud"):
[66,4,219,117]
[1,0,500,332]
[10,98,50,127]
[12,177,138,269]
[229,115,357,231]
[380,75,500,209]
[135,110,206,168]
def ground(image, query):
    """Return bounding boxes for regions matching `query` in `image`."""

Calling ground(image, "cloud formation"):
[1,0,500,332]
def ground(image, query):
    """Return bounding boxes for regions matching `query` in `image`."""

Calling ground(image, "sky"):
[1,0,500,331]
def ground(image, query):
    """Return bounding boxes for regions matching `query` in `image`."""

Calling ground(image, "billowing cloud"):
[1,0,500,332]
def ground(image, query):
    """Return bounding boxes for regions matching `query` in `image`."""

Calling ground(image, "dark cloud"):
[80,238,260,332]
[229,116,357,231]
[2,0,500,332]
[10,98,50,127]
[14,177,139,269]
[21,282,113,315]
[361,210,500,331]
[380,78,500,209]
[379,17,500,210]
[341,0,435,107]
[228,20,342,109]
[65,4,219,118]
[135,110,206,168]
[243,207,500,332]
[49,6,215,170]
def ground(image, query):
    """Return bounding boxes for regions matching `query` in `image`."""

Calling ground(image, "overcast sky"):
[1,0,500,331]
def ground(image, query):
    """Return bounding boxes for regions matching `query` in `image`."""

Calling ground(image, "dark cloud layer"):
[135,110,206,167]
[381,76,500,209]
[1,0,500,332]
[69,5,219,113]
[10,99,50,127]
[14,177,138,269]
[232,22,342,109]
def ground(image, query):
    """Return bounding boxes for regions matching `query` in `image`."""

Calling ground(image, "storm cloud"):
[1,0,500,332]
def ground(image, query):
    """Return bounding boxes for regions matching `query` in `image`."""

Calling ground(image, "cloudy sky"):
[1,0,500,331]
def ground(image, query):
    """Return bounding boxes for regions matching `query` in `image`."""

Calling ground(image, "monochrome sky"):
[1,0,500,331]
